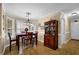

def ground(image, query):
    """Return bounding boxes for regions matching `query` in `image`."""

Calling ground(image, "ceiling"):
[4,3,79,20]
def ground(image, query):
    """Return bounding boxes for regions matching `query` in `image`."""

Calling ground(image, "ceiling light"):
[72,12,77,16]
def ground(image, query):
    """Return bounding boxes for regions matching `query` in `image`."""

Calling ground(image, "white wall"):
[64,15,71,43]
[71,22,79,40]
[16,20,26,34]
[58,13,71,48]
[0,4,6,54]
[59,14,65,47]
[16,19,38,34]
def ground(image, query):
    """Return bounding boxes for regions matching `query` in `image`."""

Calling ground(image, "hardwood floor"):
[4,40,79,55]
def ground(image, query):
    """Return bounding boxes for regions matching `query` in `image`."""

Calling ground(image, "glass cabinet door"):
[49,21,56,36]
[45,24,50,34]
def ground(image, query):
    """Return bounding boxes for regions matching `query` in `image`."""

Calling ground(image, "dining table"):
[16,32,38,51]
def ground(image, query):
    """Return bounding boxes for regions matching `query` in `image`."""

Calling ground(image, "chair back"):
[33,32,38,39]
[26,32,33,40]
[8,32,11,41]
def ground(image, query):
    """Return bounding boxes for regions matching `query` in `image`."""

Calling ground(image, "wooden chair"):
[22,32,33,47]
[32,32,38,47]
[8,33,16,51]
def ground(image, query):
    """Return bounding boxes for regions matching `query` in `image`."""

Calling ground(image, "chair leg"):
[32,40,34,47]
[10,42,11,51]
[23,39,26,47]
[25,40,27,46]
[22,39,24,46]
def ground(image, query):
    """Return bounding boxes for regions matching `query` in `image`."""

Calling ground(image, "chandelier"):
[26,12,31,30]
[26,12,31,23]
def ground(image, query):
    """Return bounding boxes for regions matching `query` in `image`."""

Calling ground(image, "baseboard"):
[71,39,79,40]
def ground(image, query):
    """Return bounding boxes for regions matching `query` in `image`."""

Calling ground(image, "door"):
[71,22,79,40]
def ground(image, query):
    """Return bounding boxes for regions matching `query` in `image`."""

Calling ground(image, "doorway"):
[71,20,79,40]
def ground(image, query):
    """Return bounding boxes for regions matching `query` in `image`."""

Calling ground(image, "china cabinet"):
[44,20,58,50]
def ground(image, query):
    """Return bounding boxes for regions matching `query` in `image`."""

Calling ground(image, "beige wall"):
[38,11,62,34]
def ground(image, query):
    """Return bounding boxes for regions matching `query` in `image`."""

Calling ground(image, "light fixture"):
[26,12,31,23]
[72,12,78,16]
[26,12,31,30]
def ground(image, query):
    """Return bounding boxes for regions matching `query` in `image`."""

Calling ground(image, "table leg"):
[16,36,19,51]
[36,37,38,47]
[18,37,19,51]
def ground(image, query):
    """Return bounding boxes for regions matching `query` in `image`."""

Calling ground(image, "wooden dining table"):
[16,32,38,51]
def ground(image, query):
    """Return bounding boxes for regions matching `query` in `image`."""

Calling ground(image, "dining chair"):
[8,32,16,51]
[22,32,33,47]
[32,32,38,47]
